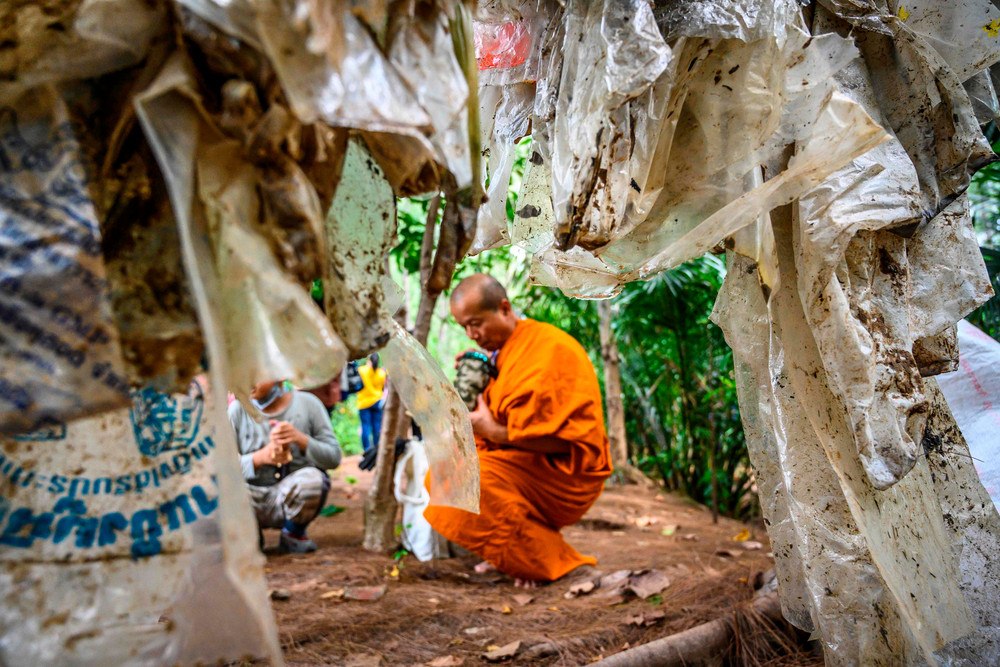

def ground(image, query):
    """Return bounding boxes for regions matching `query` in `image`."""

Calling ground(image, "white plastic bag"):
[938,321,1000,515]
[393,439,449,561]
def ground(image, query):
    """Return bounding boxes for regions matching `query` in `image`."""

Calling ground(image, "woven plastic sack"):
[0,378,279,665]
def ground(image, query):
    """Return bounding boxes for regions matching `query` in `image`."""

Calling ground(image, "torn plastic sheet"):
[0,85,132,436]
[907,195,995,341]
[715,231,977,663]
[0,378,280,665]
[712,252,909,662]
[135,52,347,403]
[380,320,479,513]
[891,0,1000,82]
[549,0,670,251]
[253,0,432,133]
[388,7,472,189]
[922,379,1000,665]
[625,88,890,281]
[965,69,1000,124]
[793,59,926,489]
[912,325,960,378]
[653,0,801,44]
[323,138,398,359]
[0,0,165,104]
[772,204,974,663]
[823,2,997,219]
[470,83,533,255]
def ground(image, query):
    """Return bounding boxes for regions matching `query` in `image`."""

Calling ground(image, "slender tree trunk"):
[598,300,649,486]
[362,387,406,551]
[363,198,440,552]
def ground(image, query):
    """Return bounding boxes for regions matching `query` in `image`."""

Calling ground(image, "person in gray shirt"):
[228,380,342,553]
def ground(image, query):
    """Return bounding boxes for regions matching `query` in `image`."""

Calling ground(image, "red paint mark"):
[476,22,532,71]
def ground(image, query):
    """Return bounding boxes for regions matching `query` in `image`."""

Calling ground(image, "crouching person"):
[229,380,343,554]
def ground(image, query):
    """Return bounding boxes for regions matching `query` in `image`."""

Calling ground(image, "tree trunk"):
[363,194,456,552]
[362,386,406,552]
[598,300,651,486]
[591,592,784,667]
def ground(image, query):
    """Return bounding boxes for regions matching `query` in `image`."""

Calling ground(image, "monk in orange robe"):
[425,274,612,586]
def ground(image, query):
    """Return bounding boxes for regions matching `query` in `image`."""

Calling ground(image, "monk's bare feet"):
[474,561,497,574]
[514,578,538,589]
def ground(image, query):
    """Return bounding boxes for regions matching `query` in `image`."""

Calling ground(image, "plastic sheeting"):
[0,86,133,436]
[380,321,479,513]
[938,321,1000,515]
[0,379,279,665]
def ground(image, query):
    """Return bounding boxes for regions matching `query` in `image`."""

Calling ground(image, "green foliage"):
[522,256,754,519]
[966,130,1000,340]
[389,134,753,518]
[331,393,362,456]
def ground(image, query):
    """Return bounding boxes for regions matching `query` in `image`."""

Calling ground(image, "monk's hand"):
[468,394,498,438]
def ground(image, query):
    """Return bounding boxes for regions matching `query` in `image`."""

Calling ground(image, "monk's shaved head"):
[450,273,509,311]
[450,274,519,351]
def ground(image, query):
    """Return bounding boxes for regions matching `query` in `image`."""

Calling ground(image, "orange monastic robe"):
[425,318,612,581]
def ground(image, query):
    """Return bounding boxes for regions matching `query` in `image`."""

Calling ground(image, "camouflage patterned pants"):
[248,467,330,529]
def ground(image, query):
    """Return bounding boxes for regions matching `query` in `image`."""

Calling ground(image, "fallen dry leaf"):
[287,578,323,593]
[345,585,387,601]
[548,606,559,612]
[483,641,521,662]
[627,570,671,600]
[681,534,699,541]
[634,516,658,529]
[501,605,512,614]
[715,549,743,558]
[512,594,534,607]
[564,580,596,598]
[627,610,667,627]
[732,528,751,541]
[600,570,632,589]
[704,566,722,577]
[426,656,464,667]
[389,565,400,579]
[463,627,489,636]
[320,589,345,600]
[742,541,764,551]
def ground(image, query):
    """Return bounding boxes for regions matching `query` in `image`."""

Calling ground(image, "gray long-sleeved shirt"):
[228,390,342,486]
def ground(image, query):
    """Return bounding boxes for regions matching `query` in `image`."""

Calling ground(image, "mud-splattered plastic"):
[380,321,479,514]
[0,0,165,105]
[470,83,533,255]
[0,86,133,436]
[135,53,348,411]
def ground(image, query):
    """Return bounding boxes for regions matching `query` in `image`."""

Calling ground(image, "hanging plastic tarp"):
[0,86,133,436]
[470,83,533,255]
[135,52,348,410]
[380,321,479,513]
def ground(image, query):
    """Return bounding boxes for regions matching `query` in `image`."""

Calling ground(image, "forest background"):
[329,133,1000,521]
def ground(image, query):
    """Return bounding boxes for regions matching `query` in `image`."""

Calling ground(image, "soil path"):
[265,457,807,665]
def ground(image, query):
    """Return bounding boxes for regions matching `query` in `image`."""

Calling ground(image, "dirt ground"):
[264,457,818,666]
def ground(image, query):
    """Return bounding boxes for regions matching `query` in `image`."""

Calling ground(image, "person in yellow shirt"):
[357,353,387,452]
